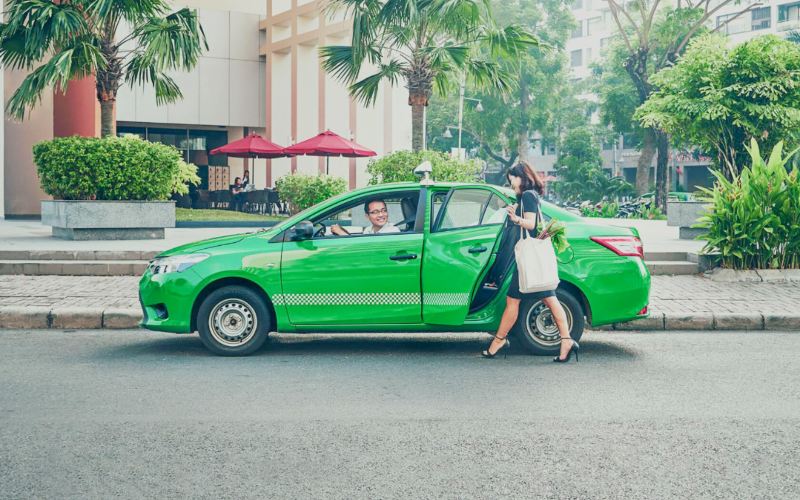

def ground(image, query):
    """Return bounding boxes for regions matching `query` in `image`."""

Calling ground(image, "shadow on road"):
[102,332,640,361]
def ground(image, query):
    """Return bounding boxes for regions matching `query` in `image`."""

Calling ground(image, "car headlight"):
[148,254,209,275]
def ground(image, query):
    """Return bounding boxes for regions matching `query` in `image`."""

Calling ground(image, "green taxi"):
[139,180,650,356]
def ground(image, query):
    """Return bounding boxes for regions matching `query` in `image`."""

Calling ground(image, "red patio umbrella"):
[210,133,290,187]
[284,130,376,175]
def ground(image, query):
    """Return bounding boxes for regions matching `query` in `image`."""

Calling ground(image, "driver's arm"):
[330,224,348,236]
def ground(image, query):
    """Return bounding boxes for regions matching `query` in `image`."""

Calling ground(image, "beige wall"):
[263,0,412,188]
[3,69,52,216]
[116,5,266,128]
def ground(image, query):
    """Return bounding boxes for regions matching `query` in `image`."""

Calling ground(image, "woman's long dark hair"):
[507,160,545,195]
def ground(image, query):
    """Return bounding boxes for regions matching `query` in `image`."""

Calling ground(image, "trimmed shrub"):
[696,139,800,270]
[33,136,199,201]
[275,173,347,214]
[366,150,483,184]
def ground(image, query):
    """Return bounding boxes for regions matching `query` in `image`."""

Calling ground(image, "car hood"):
[154,233,253,258]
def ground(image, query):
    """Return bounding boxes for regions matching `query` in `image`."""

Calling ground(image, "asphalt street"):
[1,329,798,499]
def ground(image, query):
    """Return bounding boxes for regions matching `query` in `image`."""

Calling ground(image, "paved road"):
[1,330,799,499]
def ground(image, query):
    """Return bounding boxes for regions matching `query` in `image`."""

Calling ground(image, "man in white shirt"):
[331,199,400,236]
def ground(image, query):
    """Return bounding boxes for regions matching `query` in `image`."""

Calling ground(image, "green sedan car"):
[139,181,650,356]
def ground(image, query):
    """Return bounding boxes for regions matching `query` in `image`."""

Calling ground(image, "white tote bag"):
[514,192,560,293]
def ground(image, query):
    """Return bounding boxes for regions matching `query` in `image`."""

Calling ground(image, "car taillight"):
[638,306,648,315]
[590,236,644,259]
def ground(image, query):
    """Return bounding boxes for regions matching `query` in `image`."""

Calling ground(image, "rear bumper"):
[582,257,650,326]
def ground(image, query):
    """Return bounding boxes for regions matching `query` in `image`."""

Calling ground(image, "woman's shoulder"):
[521,189,539,204]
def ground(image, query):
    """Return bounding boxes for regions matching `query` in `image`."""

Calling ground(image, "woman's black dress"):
[492,189,557,300]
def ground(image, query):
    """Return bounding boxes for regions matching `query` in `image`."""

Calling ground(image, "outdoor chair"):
[267,189,284,215]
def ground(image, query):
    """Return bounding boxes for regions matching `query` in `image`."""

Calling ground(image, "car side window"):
[435,189,502,231]
[313,192,419,238]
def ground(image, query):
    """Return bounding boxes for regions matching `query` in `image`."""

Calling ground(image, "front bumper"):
[138,268,203,333]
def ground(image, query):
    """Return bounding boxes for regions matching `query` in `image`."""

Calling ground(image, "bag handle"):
[518,190,540,240]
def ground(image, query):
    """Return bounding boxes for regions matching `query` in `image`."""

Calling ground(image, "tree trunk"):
[408,88,429,152]
[655,130,669,213]
[100,99,116,137]
[636,128,656,195]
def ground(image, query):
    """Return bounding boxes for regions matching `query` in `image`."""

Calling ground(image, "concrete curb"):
[0,306,141,330]
[1,306,799,332]
[610,312,800,331]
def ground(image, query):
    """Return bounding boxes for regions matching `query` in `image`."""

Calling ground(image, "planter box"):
[667,201,710,240]
[41,200,175,240]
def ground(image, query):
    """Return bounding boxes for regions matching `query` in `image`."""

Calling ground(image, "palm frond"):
[124,52,182,105]
[320,45,362,83]
[466,58,517,95]
[82,0,166,25]
[0,0,90,70]
[479,24,542,59]
[349,59,406,106]
[6,37,105,120]
[129,7,207,71]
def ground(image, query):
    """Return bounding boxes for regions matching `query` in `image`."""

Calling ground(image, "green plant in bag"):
[537,218,570,254]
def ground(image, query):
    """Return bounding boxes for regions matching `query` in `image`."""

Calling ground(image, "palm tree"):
[0,0,207,137]
[320,0,538,151]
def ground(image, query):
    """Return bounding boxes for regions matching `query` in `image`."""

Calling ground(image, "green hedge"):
[33,136,199,201]
[696,139,800,270]
[366,150,483,184]
[275,173,347,214]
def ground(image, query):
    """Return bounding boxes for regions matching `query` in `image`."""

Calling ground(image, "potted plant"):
[35,136,199,240]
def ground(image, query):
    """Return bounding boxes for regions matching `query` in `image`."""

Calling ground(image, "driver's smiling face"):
[366,200,389,227]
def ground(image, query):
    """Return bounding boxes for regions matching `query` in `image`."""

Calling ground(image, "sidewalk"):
[1,275,799,331]
[0,219,250,253]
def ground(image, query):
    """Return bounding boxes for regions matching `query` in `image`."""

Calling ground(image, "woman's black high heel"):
[481,335,510,359]
[553,337,579,363]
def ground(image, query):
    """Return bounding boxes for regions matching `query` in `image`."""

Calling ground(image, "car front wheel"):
[197,285,270,356]
[513,288,585,356]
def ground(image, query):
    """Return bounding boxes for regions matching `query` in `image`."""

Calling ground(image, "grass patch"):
[176,208,285,222]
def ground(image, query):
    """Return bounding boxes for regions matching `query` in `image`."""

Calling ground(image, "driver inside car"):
[330,199,401,236]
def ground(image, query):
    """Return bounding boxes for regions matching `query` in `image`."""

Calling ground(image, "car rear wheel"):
[513,289,585,356]
[197,286,270,356]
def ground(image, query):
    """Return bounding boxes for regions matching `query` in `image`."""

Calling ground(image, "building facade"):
[0,0,410,218]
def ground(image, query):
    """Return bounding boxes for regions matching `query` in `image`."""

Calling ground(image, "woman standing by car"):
[481,161,579,363]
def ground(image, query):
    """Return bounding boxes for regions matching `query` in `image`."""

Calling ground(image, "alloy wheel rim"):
[525,299,573,347]
[209,299,258,347]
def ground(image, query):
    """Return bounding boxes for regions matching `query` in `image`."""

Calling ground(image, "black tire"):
[512,288,585,356]
[196,285,271,356]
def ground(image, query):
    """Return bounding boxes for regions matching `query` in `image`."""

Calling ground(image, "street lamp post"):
[455,77,483,160]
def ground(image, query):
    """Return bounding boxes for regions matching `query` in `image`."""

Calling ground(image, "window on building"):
[571,21,583,38]
[587,16,603,36]
[752,7,771,30]
[779,2,800,23]
[585,47,593,64]
[600,36,614,50]
[572,0,583,10]
[717,13,749,35]
[117,126,229,190]
[570,49,583,67]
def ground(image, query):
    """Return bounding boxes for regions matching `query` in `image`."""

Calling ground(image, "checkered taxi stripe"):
[271,292,471,307]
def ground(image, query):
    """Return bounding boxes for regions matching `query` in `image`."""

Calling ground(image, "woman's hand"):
[506,204,519,224]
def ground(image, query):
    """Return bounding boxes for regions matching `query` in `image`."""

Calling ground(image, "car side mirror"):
[292,221,314,240]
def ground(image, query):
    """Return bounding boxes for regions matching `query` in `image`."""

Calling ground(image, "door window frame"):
[275,188,426,242]
[431,187,507,233]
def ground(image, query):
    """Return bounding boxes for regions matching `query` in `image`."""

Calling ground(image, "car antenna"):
[414,161,434,186]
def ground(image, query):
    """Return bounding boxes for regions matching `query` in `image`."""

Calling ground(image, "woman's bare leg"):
[543,296,572,360]
[487,297,521,355]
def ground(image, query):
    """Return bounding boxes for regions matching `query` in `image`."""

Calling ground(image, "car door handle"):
[468,245,488,254]
[390,253,418,261]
